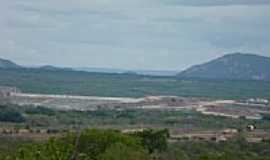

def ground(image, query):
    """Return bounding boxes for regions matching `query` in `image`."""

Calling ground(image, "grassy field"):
[1,68,270,99]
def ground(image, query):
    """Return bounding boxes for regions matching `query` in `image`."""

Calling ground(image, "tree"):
[132,129,169,154]
[100,143,150,160]
[0,106,25,123]
[7,129,146,160]
[75,129,142,159]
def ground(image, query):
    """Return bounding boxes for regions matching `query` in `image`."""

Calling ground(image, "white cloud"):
[0,0,270,70]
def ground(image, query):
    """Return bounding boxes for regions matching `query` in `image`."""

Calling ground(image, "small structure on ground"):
[247,125,256,131]
[0,86,20,98]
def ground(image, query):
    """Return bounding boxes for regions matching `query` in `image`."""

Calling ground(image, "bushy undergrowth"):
[1,129,270,160]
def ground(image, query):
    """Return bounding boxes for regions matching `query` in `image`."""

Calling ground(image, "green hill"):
[179,53,270,81]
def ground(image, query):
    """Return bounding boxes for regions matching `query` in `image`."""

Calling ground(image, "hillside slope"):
[178,53,270,81]
[0,58,21,69]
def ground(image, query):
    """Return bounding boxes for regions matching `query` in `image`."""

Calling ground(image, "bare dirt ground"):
[4,92,269,120]
[7,93,201,111]
[197,100,269,120]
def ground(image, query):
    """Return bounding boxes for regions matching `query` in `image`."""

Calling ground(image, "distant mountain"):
[39,65,73,71]
[75,68,127,74]
[39,65,59,70]
[0,58,176,76]
[134,70,178,76]
[0,58,21,69]
[76,68,178,76]
[178,53,270,81]
[0,58,73,71]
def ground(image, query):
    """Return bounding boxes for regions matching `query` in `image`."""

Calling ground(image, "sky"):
[1,0,270,70]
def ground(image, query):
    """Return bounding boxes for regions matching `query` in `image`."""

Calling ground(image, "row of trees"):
[0,105,25,123]
[1,128,270,160]
[1,129,169,160]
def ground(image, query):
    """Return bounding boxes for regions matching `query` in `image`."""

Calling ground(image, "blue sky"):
[1,0,270,70]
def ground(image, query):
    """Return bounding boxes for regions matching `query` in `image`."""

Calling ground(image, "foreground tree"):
[132,129,169,154]
[100,143,150,160]
[2,129,152,160]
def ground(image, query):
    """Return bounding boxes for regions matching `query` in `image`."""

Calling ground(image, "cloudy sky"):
[1,0,270,70]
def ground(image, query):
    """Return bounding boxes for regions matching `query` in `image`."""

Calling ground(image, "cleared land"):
[1,92,270,145]
[3,92,269,121]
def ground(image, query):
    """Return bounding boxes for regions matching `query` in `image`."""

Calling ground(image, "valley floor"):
[5,92,269,120]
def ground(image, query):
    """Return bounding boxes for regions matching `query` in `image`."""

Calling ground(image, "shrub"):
[0,106,25,123]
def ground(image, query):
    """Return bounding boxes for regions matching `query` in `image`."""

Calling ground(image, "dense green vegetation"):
[1,68,270,99]
[262,114,270,121]
[0,137,36,159]
[1,105,270,131]
[0,105,269,160]
[0,129,270,160]
[0,105,25,123]
[0,129,165,160]
[161,136,270,160]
